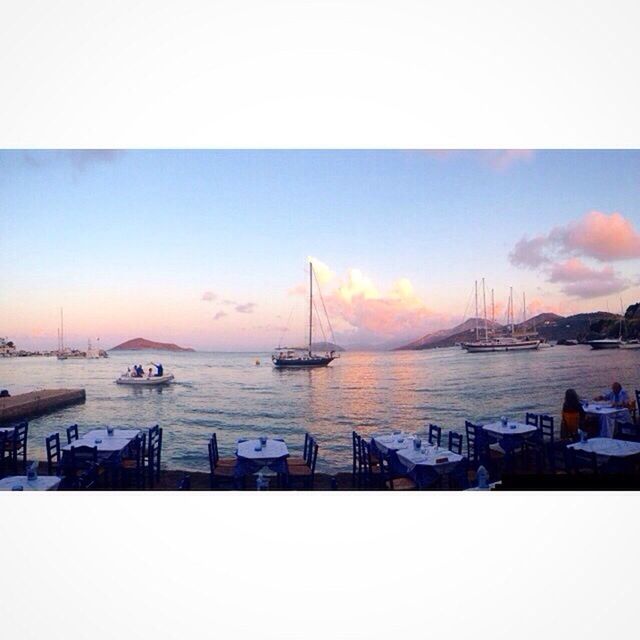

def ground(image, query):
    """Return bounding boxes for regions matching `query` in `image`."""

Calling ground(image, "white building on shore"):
[0,338,17,357]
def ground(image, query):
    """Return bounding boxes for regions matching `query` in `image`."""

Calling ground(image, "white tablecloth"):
[0,475,61,491]
[236,439,289,462]
[371,433,414,455]
[396,445,463,475]
[568,437,640,459]
[582,404,631,438]
[483,421,538,437]
[62,429,140,455]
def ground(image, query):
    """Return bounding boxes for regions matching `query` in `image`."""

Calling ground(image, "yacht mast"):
[482,278,488,340]
[491,288,495,325]
[309,262,313,354]
[474,280,479,340]
[60,308,64,352]
[509,287,514,335]
[523,292,526,332]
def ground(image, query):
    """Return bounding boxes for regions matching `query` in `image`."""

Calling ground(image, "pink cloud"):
[509,235,550,268]
[553,211,640,261]
[548,258,629,299]
[292,263,446,342]
[213,311,227,320]
[201,291,217,302]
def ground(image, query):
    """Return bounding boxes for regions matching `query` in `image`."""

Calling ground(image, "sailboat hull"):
[462,340,540,353]
[272,356,335,368]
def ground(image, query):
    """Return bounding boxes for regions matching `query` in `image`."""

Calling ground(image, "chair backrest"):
[539,414,554,442]
[448,431,463,455]
[70,444,98,471]
[66,424,79,444]
[352,431,362,473]
[525,413,539,427]
[148,425,162,478]
[208,437,216,475]
[129,432,146,469]
[428,424,442,447]
[565,447,598,475]
[45,432,61,475]
[465,421,485,464]
[613,420,640,442]
[359,438,375,487]
[302,432,310,463]
[210,432,220,464]
[15,421,28,446]
[306,437,319,475]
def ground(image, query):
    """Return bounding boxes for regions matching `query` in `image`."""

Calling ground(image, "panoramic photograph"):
[2,149,640,491]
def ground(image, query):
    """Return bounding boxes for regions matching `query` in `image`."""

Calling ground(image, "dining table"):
[0,475,61,491]
[580,402,631,438]
[235,438,289,476]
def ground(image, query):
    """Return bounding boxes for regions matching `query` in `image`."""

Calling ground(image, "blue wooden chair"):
[287,436,319,489]
[66,424,79,444]
[525,413,539,428]
[448,431,463,455]
[120,432,146,488]
[613,420,640,442]
[45,432,61,476]
[564,447,598,475]
[428,424,442,447]
[208,436,236,488]
[379,451,416,491]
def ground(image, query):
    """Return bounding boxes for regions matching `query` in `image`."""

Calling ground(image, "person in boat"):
[595,382,630,407]
[560,388,585,440]
[148,367,153,378]
[153,363,164,377]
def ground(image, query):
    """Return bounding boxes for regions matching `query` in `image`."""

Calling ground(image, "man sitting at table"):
[595,382,630,407]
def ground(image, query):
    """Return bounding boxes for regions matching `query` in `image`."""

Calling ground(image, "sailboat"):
[461,281,540,353]
[272,262,339,368]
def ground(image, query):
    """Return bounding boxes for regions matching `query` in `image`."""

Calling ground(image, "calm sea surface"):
[1,348,639,472]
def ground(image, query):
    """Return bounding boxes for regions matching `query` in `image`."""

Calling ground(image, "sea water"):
[1,347,638,472]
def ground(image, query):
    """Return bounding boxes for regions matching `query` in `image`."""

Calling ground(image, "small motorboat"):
[116,373,175,386]
[621,340,640,350]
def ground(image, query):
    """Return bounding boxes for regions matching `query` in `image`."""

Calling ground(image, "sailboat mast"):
[523,292,526,330]
[474,280,479,340]
[509,287,514,335]
[482,278,488,340]
[60,307,64,351]
[309,262,313,354]
[491,289,495,325]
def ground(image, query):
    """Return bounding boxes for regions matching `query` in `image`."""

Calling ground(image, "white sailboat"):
[462,281,540,353]
[272,261,338,368]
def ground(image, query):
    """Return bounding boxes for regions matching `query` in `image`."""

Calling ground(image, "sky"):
[2,149,640,351]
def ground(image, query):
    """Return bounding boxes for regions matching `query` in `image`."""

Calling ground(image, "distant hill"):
[311,342,346,352]
[395,318,502,350]
[110,338,195,352]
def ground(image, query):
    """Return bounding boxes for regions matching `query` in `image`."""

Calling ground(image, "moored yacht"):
[272,262,338,368]
[461,281,540,353]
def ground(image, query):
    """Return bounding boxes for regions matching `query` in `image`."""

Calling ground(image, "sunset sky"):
[2,149,640,351]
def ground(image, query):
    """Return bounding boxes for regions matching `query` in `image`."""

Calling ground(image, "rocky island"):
[110,338,195,352]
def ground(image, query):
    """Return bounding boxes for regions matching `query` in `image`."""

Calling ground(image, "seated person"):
[595,382,630,407]
[561,388,585,440]
[147,367,153,378]
[155,363,163,377]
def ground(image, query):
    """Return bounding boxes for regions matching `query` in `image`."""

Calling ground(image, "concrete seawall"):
[0,389,86,423]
